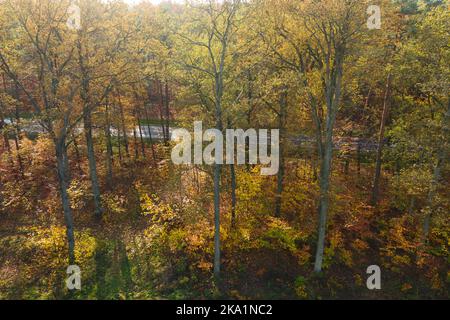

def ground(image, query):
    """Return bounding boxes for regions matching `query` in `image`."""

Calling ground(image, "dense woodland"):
[0,0,448,300]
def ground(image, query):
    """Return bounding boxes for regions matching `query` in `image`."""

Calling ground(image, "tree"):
[398,5,450,241]
[255,0,368,273]
[175,0,242,282]
[0,0,81,263]
[74,0,137,219]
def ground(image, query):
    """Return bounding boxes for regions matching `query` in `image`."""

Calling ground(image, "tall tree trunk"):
[371,74,392,206]
[275,88,288,218]
[55,140,76,265]
[357,88,371,177]
[0,76,13,168]
[12,128,23,175]
[1,128,12,155]
[105,103,114,187]
[0,110,14,168]
[164,80,171,144]
[213,162,222,281]
[131,88,147,159]
[313,51,344,274]
[83,110,103,220]
[117,121,123,163]
[156,80,167,143]
[213,89,224,283]
[314,126,334,273]
[275,163,285,218]
[136,109,146,158]
[158,81,167,144]
[78,38,103,219]
[13,101,24,176]
[117,94,130,158]
[143,103,157,163]
[13,83,24,167]
[132,121,139,160]
[230,164,237,228]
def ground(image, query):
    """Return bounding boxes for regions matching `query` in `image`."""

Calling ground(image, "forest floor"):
[0,145,448,300]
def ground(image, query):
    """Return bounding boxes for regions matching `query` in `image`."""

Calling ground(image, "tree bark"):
[78,38,103,219]
[13,105,24,177]
[314,121,334,273]
[230,164,237,228]
[371,74,392,206]
[158,81,168,144]
[213,75,224,283]
[55,140,76,265]
[83,110,103,219]
[117,93,130,158]
[213,162,222,281]
[117,119,123,163]
[164,80,171,144]
[143,103,157,164]
[0,109,14,168]
[275,88,288,218]
[136,109,146,158]
[313,48,345,274]
[132,121,139,160]
[105,103,114,187]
